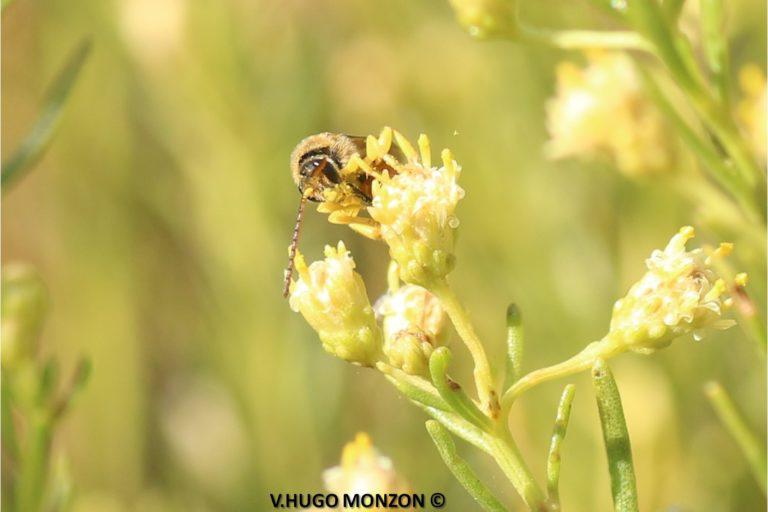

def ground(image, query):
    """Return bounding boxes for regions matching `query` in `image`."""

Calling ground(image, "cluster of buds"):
[368,144,464,288]
[288,242,383,366]
[375,282,445,377]
[606,227,740,354]
[289,131,455,372]
[545,51,676,178]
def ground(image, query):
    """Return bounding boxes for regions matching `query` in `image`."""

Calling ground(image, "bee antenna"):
[283,196,307,298]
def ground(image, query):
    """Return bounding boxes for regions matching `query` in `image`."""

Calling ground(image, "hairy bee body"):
[284,128,407,296]
[290,132,406,205]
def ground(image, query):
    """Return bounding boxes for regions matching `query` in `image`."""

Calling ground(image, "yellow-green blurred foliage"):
[2,0,765,510]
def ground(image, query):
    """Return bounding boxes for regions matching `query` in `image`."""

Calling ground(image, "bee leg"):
[417,134,431,168]
[393,130,418,163]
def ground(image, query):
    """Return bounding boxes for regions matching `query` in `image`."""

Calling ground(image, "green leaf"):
[426,420,508,512]
[504,304,524,389]
[377,362,450,412]
[414,403,492,454]
[700,0,731,105]
[546,384,575,507]
[2,39,92,189]
[704,381,767,494]
[592,359,639,512]
[429,347,493,431]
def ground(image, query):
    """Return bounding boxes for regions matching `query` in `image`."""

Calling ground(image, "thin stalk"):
[488,431,550,511]
[502,339,621,409]
[519,26,653,51]
[430,278,498,416]
[704,381,767,493]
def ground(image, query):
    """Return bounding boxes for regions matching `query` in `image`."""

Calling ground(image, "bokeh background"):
[2,0,766,510]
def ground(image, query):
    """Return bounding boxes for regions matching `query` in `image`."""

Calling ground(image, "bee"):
[283,127,420,297]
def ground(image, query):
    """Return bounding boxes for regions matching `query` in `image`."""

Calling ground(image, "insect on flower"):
[283,127,423,297]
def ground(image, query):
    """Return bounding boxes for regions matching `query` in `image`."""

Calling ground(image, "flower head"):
[289,242,382,365]
[737,65,766,163]
[545,51,676,177]
[608,227,738,354]
[375,284,446,376]
[323,433,409,504]
[368,137,464,287]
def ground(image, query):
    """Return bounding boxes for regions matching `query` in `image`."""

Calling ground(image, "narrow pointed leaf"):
[426,420,508,512]
[2,40,91,189]
[592,359,639,512]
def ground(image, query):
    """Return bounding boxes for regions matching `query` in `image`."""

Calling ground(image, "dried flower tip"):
[545,51,676,178]
[375,284,446,376]
[323,433,410,502]
[368,133,464,287]
[289,242,382,365]
[607,227,738,353]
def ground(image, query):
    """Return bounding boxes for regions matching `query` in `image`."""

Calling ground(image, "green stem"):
[592,359,639,512]
[426,421,508,512]
[704,381,767,493]
[16,411,52,512]
[430,279,498,416]
[489,431,550,511]
[502,338,620,409]
[519,26,652,51]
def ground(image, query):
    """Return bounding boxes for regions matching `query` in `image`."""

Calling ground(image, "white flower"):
[608,227,737,354]
[545,51,676,177]
[289,242,382,365]
[368,139,464,287]
[375,284,445,376]
[323,433,409,509]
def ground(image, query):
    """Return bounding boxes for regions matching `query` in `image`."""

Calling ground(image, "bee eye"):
[300,159,320,176]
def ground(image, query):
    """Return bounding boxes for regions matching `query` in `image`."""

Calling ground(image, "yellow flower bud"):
[375,284,445,376]
[545,51,676,178]
[323,433,410,504]
[289,242,382,365]
[608,227,738,354]
[368,137,464,287]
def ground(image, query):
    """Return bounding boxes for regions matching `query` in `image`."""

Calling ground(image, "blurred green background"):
[2,0,766,510]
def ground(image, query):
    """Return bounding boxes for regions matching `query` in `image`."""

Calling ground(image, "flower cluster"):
[607,227,738,354]
[289,131,455,371]
[289,242,382,365]
[375,283,445,376]
[323,433,410,504]
[545,51,676,177]
[368,151,464,287]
